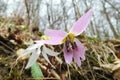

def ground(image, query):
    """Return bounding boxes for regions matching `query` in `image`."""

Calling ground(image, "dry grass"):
[0,17,120,80]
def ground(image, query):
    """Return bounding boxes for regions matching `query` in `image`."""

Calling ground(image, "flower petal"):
[25,44,40,51]
[17,41,44,60]
[25,48,41,69]
[42,47,53,65]
[43,45,59,56]
[44,29,67,45]
[74,38,85,60]
[73,56,81,66]
[34,40,44,43]
[44,29,67,39]
[42,51,50,63]
[16,44,40,61]
[70,9,93,36]
[44,39,63,45]
[63,44,73,64]
[73,39,85,66]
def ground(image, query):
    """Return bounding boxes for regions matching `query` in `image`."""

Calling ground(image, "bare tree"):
[24,0,41,32]
[60,0,68,31]
[72,0,81,20]
[5,0,120,39]
[102,1,119,38]
[0,0,7,16]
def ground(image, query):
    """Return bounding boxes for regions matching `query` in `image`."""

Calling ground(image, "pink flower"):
[44,9,93,66]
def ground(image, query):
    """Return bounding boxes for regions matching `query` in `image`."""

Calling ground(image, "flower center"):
[62,33,75,43]
[62,33,77,52]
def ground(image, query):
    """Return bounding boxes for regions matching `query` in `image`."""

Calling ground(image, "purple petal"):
[74,38,85,60]
[63,44,73,64]
[73,56,81,66]
[44,29,67,38]
[44,29,67,45]
[73,38,85,66]
[44,38,63,45]
[44,29,67,41]
[70,9,93,36]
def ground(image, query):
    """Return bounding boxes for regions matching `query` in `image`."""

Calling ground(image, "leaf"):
[86,53,98,63]
[31,62,44,79]
[87,36,99,41]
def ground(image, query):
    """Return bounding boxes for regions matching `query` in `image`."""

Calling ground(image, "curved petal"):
[74,38,85,60]
[73,39,85,66]
[70,9,93,36]
[34,40,44,44]
[25,44,40,51]
[73,56,81,67]
[43,45,59,56]
[42,47,55,68]
[44,29,67,45]
[44,38,63,45]
[25,48,41,69]
[44,29,67,38]
[63,44,73,64]
[42,50,51,64]
[17,44,40,61]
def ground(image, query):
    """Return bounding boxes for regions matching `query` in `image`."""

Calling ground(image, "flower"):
[17,40,59,69]
[44,9,93,66]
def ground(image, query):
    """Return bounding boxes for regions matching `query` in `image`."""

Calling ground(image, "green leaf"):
[31,62,44,79]
[87,36,99,41]
[86,53,98,63]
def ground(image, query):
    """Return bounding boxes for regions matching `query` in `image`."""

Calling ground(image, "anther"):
[72,42,77,49]
[73,42,77,48]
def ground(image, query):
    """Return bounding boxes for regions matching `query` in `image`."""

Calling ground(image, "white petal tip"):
[25,65,30,69]
[66,60,71,64]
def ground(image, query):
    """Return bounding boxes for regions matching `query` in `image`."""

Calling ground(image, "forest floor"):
[0,18,120,80]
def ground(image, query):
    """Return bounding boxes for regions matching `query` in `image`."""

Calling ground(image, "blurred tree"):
[102,0,119,38]
[3,0,120,39]
[0,0,7,16]
[24,0,41,33]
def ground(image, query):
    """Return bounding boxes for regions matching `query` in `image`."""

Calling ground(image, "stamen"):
[68,33,75,42]
[64,33,76,52]
[65,40,70,52]
[73,42,77,48]
[72,42,77,49]
[66,40,69,47]
[65,40,78,52]
[72,43,75,49]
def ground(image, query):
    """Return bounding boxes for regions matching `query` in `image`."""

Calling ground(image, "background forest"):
[0,0,120,80]
[1,0,120,39]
